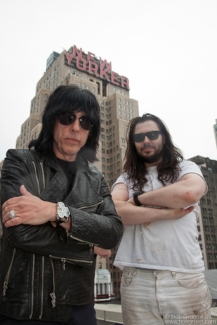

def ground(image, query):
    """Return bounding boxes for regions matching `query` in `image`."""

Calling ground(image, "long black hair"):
[124,113,183,190]
[29,85,100,163]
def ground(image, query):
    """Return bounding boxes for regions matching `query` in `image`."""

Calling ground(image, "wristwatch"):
[56,202,70,223]
[133,191,144,206]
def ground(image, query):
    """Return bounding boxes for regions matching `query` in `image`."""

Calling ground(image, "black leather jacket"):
[0,149,123,322]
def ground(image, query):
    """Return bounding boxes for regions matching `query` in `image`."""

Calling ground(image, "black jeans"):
[0,302,97,325]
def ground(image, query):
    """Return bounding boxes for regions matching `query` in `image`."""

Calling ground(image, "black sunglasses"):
[57,113,92,131]
[133,131,161,142]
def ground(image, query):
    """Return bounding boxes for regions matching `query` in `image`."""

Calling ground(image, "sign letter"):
[111,71,120,86]
[121,76,130,90]
[100,59,111,82]
[89,61,99,77]
[65,45,83,65]
[76,56,87,71]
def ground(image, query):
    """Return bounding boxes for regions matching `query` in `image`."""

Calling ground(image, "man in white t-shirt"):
[111,113,212,325]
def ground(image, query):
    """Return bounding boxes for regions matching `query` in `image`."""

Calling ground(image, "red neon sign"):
[65,46,129,90]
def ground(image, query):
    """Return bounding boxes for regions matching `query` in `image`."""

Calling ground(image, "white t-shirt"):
[112,160,206,273]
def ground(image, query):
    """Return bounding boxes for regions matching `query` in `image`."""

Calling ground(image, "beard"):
[138,145,163,164]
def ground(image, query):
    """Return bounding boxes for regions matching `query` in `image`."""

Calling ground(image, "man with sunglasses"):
[0,85,123,325]
[111,113,211,324]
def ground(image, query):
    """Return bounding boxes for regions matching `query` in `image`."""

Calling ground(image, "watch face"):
[57,203,70,219]
[62,207,70,218]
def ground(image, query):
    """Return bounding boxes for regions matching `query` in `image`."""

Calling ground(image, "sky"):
[0,0,217,162]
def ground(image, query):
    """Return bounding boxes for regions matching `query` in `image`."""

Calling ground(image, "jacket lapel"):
[39,156,102,207]
[40,156,69,202]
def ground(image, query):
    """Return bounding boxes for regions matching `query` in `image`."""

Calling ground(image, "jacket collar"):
[44,154,88,173]
[40,154,102,207]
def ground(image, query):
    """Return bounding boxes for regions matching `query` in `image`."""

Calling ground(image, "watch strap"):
[133,191,144,206]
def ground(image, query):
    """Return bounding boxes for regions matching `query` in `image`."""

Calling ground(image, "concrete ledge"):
[95,303,123,324]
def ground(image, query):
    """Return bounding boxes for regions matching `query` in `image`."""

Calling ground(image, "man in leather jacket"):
[0,85,123,325]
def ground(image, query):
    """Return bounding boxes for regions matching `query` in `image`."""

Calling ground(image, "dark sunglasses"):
[133,131,161,142]
[57,113,92,130]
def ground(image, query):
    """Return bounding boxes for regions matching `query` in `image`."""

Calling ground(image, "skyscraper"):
[189,156,217,270]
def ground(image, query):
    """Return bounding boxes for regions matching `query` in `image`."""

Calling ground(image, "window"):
[207,199,211,206]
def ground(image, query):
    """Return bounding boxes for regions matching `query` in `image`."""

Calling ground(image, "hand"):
[94,247,111,258]
[170,206,194,219]
[2,185,56,227]
[59,218,72,232]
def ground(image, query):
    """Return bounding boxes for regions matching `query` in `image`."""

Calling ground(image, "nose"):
[70,117,80,131]
[143,135,150,143]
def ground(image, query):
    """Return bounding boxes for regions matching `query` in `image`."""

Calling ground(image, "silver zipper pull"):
[89,244,94,254]
[61,258,66,270]
[3,281,8,296]
[50,292,56,307]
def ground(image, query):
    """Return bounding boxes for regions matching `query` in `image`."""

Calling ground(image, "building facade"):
[14,45,139,295]
[190,156,217,270]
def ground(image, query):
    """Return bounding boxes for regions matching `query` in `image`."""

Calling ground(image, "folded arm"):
[111,182,194,226]
[127,173,206,209]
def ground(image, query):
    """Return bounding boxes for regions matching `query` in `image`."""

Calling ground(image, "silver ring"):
[9,210,16,219]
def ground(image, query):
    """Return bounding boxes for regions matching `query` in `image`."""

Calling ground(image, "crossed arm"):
[2,185,62,228]
[111,173,206,226]
[2,186,112,257]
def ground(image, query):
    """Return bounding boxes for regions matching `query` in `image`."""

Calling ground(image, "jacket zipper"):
[39,256,44,319]
[29,254,35,319]
[77,200,103,211]
[49,255,93,268]
[31,161,40,194]
[3,248,16,296]
[50,258,56,307]
[69,201,102,246]
[70,235,98,247]
[32,161,46,318]
[39,162,45,189]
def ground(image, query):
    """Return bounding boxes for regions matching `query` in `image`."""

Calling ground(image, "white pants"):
[121,267,212,325]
